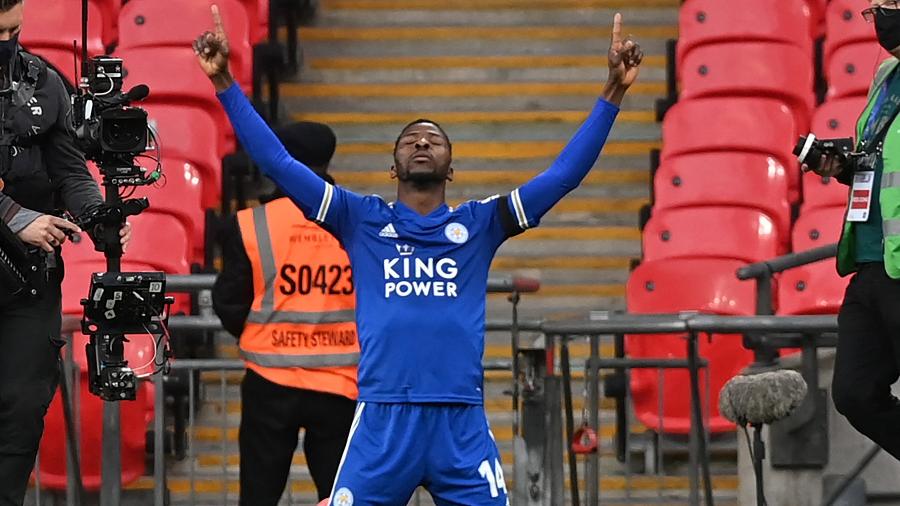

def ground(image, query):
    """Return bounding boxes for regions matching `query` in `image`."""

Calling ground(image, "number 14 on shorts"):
[478,458,509,500]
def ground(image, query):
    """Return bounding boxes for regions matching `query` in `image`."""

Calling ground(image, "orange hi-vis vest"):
[237,197,359,400]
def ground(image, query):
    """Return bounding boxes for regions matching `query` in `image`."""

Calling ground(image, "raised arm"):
[194,6,349,227]
[503,14,643,233]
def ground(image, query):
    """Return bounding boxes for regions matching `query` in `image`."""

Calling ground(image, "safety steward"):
[212,122,358,505]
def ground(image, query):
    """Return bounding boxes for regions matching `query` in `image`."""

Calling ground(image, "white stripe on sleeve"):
[316,183,335,223]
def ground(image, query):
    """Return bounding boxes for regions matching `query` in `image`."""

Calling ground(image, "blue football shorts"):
[328,402,510,506]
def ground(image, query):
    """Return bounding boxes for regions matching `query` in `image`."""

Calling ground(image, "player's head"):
[391,119,453,186]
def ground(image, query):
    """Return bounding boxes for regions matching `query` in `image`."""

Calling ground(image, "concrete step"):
[317,0,679,13]
[302,65,666,85]
[127,475,739,503]
[330,153,651,172]
[322,119,659,143]
[311,6,679,26]
[282,81,665,99]
[286,93,660,116]
[332,138,656,160]
[299,25,676,42]
[299,37,669,59]
[294,110,656,125]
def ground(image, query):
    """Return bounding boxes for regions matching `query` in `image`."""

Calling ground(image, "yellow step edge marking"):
[337,140,660,158]
[332,169,649,187]
[296,25,678,41]
[193,416,645,443]
[512,226,641,241]
[310,54,666,70]
[492,256,631,270]
[158,475,737,495]
[293,110,656,124]
[283,81,665,98]
[321,0,680,11]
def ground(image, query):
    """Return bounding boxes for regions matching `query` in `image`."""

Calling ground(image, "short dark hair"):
[0,0,22,12]
[394,119,452,153]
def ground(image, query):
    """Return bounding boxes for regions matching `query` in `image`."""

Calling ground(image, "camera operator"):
[0,1,130,503]
[808,0,900,462]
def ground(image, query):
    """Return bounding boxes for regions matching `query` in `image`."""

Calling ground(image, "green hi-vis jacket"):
[837,58,900,278]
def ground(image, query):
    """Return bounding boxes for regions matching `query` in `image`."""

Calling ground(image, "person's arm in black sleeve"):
[41,70,102,219]
[212,216,254,338]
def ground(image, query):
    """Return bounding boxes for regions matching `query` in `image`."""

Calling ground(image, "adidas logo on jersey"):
[378,223,399,238]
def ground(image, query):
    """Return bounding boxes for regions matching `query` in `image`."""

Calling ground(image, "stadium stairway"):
[108,1,737,504]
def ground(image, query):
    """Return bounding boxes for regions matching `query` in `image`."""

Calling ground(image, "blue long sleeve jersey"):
[218,83,618,404]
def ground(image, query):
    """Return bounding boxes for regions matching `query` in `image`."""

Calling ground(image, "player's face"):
[391,123,453,184]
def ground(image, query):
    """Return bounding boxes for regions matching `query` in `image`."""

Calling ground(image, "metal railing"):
[33,274,540,506]
[37,249,899,505]
[39,311,875,506]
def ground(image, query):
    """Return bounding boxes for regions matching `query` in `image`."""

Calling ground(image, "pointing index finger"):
[211,4,225,37]
[611,12,622,45]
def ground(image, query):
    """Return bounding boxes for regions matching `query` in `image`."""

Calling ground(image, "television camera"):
[72,53,172,401]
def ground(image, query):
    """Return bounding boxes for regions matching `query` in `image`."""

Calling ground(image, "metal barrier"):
[33,274,540,506]
[41,308,879,506]
[541,313,853,506]
[38,262,896,505]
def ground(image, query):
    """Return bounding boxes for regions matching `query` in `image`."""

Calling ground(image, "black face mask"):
[875,9,900,53]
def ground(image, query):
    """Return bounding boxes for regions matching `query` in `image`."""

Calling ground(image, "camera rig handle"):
[76,197,148,260]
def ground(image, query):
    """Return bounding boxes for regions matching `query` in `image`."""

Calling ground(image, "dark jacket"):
[0,48,102,233]
[212,215,253,337]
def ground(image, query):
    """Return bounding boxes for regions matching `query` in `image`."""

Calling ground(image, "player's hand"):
[120,221,132,252]
[193,4,234,92]
[802,154,844,177]
[607,13,643,89]
[17,215,81,253]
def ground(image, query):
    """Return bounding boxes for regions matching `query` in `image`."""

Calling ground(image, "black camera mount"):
[70,7,169,402]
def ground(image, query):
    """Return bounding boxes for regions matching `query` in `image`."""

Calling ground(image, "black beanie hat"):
[273,121,337,174]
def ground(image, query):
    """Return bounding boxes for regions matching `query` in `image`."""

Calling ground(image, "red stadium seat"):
[30,48,82,87]
[125,212,192,275]
[257,0,269,41]
[234,0,265,43]
[19,0,105,72]
[680,42,815,130]
[130,158,206,264]
[118,0,253,87]
[144,104,223,207]
[91,0,122,47]
[643,207,784,263]
[824,0,876,68]
[806,0,828,38]
[777,261,849,315]
[677,0,813,68]
[780,206,848,315]
[38,333,153,491]
[792,205,845,251]
[811,97,867,139]
[654,153,791,241]
[827,42,890,100]
[803,172,849,212]
[626,258,757,434]
[661,97,799,200]
[116,47,235,154]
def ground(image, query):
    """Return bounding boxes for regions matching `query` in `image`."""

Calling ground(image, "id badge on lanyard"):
[848,171,876,222]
